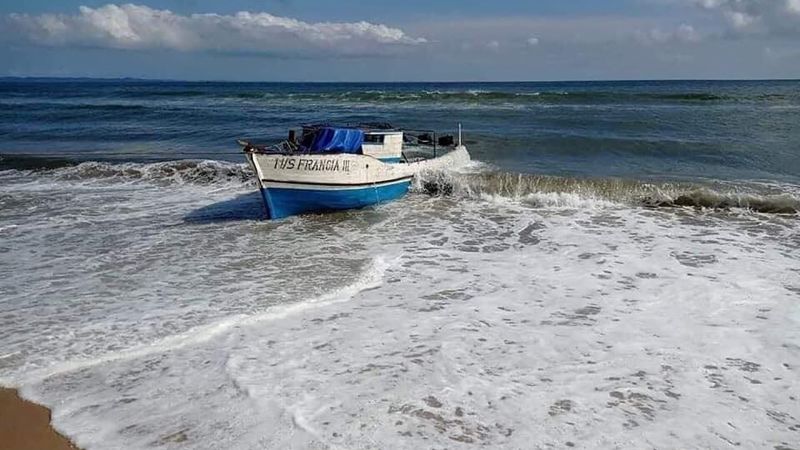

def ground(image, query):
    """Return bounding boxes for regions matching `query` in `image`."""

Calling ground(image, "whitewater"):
[0,158,798,449]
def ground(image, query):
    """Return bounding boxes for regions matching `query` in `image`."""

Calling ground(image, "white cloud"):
[636,23,702,44]
[3,3,426,56]
[676,23,703,41]
[693,0,800,35]
[486,40,501,50]
[764,45,800,61]
[410,15,704,49]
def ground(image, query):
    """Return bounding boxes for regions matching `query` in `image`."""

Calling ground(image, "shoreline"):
[0,387,78,450]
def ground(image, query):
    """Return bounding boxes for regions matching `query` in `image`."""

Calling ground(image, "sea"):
[0,79,798,449]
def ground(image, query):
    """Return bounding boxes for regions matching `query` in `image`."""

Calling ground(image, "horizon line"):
[1,76,799,84]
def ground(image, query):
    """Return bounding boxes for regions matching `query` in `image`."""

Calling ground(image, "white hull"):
[246,145,470,186]
[245,146,470,218]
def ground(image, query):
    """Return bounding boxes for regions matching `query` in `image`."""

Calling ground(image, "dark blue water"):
[1,79,799,183]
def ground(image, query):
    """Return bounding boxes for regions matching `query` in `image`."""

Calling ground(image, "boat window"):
[364,134,385,144]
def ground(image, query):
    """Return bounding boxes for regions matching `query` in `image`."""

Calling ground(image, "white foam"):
[521,191,620,208]
[8,256,389,387]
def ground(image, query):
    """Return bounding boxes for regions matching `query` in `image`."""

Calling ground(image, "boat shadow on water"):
[183,192,266,223]
[183,191,415,225]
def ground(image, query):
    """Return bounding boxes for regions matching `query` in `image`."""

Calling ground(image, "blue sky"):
[1,0,798,80]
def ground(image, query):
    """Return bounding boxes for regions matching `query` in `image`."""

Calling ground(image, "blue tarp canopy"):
[308,127,364,153]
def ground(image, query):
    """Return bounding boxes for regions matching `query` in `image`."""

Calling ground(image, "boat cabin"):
[239,124,457,164]
[362,131,404,163]
[294,125,404,163]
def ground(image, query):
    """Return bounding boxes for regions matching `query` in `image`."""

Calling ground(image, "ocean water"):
[0,80,799,449]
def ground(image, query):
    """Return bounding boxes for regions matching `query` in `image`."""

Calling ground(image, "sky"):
[0,0,798,81]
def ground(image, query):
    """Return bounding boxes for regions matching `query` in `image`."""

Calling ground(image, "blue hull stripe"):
[259,179,411,219]
[260,175,411,187]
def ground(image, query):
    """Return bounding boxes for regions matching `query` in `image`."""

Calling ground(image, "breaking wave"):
[54,160,253,185]
[3,155,798,214]
[415,170,800,214]
[1,156,253,186]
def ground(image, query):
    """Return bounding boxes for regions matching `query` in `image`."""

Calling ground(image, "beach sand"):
[0,388,77,450]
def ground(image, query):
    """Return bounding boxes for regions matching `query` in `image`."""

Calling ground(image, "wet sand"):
[0,388,77,450]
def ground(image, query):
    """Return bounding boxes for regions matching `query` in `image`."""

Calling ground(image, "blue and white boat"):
[240,124,470,219]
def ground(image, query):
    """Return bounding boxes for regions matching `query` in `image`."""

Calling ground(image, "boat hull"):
[245,146,469,219]
[260,178,412,219]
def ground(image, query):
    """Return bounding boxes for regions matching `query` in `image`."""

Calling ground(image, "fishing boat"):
[239,124,470,219]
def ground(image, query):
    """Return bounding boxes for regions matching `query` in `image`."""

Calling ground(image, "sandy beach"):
[0,388,77,450]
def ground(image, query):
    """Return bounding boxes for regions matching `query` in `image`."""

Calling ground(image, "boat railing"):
[401,129,437,158]
[238,126,458,159]
[238,139,298,155]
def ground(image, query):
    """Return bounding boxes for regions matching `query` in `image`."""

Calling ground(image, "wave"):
[217,90,788,106]
[415,170,800,214]
[1,157,253,186]
[4,156,797,214]
[4,90,792,110]
[227,90,734,103]
[57,160,253,185]
[66,88,785,105]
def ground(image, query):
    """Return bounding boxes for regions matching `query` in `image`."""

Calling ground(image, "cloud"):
[486,40,501,50]
[694,0,800,35]
[636,23,702,44]
[410,15,704,50]
[2,3,426,56]
[411,16,711,57]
